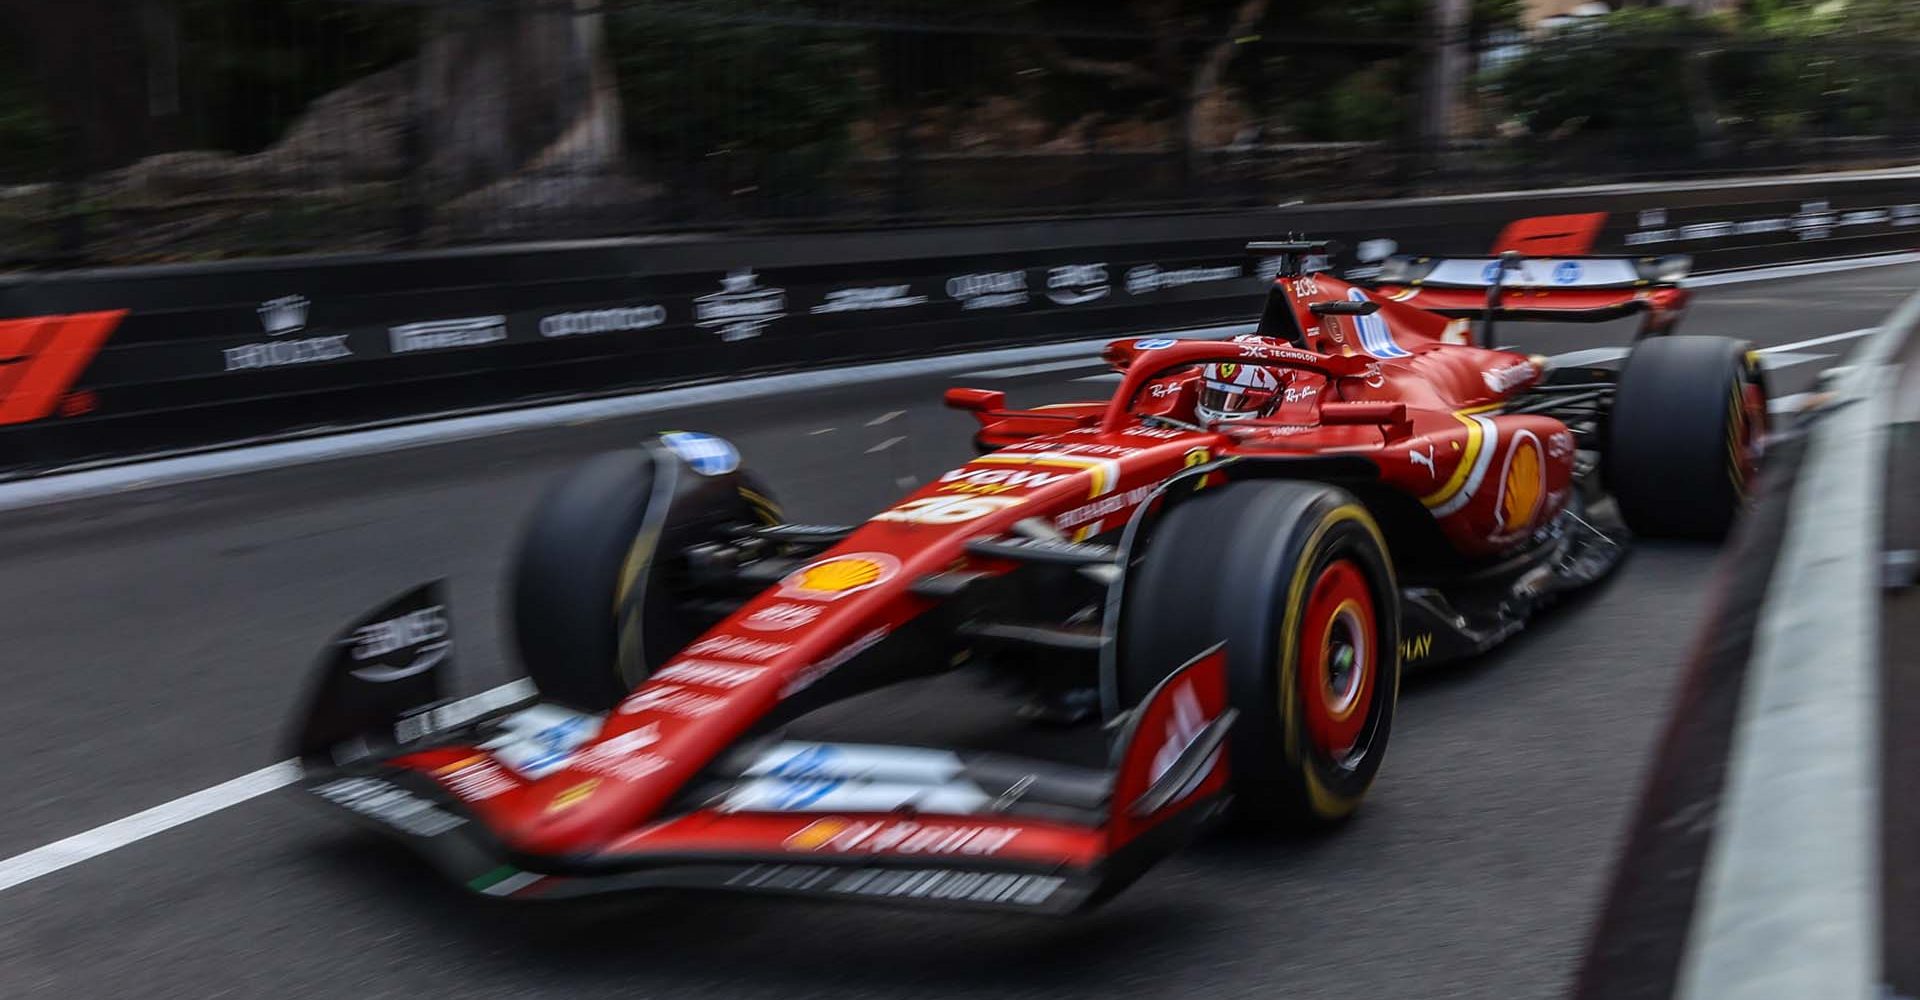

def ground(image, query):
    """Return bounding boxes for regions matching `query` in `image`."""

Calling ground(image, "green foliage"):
[607,3,870,207]
[1489,3,1920,153]
[1489,8,1704,151]
[1323,62,1408,141]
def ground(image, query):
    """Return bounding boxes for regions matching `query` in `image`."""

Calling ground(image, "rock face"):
[53,0,652,262]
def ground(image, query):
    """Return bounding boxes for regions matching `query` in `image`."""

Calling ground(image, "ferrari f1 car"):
[291,242,1767,914]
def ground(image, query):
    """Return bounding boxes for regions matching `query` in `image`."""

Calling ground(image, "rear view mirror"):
[944,387,1006,413]
[1309,299,1381,317]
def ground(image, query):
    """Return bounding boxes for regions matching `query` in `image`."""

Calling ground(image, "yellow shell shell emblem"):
[1500,436,1544,530]
[780,552,898,600]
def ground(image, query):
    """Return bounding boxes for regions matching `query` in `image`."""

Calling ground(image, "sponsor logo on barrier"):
[314,777,465,837]
[1046,264,1110,305]
[695,269,786,341]
[780,627,888,698]
[389,316,507,353]
[539,305,666,338]
[257,295,309,336]
[946,270,1029,310]
[654,659,770,687]
[223,335,353,371]
[1623,198,1908,246]
[811,285,927,314]
[229,291,341,372]
[784,817,1019,856]
[1124,263,1242,296]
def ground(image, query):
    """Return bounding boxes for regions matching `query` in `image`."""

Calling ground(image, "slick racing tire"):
[1607,336,1768,541]
[1117,481,1400,830]
[509,437,779,712]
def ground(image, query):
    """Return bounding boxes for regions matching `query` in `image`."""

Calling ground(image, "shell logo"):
[1497,431,1544,532]
[779,552,899,601]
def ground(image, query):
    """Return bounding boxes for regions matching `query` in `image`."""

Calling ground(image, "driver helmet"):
[1196,362,1283,424]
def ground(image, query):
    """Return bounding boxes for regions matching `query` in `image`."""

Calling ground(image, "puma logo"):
[1410,445,1437,478]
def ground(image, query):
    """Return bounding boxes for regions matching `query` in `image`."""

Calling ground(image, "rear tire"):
[509,444,776,712]
[1116,481,1400,830]
[1607,336,1767,540]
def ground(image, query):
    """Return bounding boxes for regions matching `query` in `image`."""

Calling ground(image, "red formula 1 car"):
[291,242,1767,914]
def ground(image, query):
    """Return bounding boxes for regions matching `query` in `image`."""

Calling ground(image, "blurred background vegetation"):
[2,0,1918,264]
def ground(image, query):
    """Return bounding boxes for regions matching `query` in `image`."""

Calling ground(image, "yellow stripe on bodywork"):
[970,452,1117,497]
[1419,411,1485,509]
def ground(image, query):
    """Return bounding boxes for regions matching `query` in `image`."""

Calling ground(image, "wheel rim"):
[1298,558,1377,760]
[1732,376,1768,495]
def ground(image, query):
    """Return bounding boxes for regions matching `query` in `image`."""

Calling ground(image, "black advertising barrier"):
[3,170,1919,469]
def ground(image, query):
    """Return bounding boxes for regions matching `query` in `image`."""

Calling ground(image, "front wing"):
[291,585,1235,915]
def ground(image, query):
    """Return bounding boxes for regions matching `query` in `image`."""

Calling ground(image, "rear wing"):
[1366,253,1693,338]
[1374,254,1690,290]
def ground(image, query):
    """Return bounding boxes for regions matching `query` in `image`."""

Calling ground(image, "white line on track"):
[866,435,907,454]
[0,679,534,895]
[1755,326,1880,354]
[865,410,906,426]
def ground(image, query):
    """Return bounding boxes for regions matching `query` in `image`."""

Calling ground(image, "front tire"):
[509,442,776,712]
[1116,481,1400,830]
[1607,336,1768,540]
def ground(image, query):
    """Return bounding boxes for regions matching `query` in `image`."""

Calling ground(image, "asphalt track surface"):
[1,264,1914,1000]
